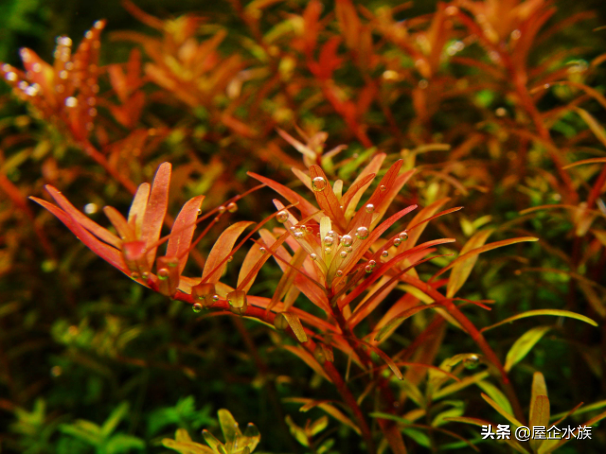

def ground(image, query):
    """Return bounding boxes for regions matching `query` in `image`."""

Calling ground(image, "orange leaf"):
[203,221,255,284]
[166,195,204,273]
[141,163,171,267]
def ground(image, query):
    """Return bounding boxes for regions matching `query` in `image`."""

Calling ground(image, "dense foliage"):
[1,0,606,453]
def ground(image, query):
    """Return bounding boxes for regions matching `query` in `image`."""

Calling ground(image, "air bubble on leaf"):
[158,268,169,280]
[324,236,334,246]
[227,290,247,314]
[336,270,343,277]
[340,250,348,258]
[311,176,327,192]
[393,238,402,247]
[294,231,304,239]
[227,202,237,213]
[356,226,369,240]
[365,265,373,273]
[218,206,226,214]
[365,203,375,213]
[399,231,408,240]
[463,354,480,370]
[310,253,317,260]
[193,303,203,313]
[381,250,389,258]
[192,283,216,306]
[259,247,266,254]
[380,185,387,191]
[212,294,219,302]
[324,247,332,254]
[276,210,289,223]
[65,97,77,108]
[368,260,376,267]
[341,234,353,247]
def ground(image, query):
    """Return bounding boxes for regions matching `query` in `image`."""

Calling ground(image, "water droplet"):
[212,294,219,302]
[399,231,408,240]
[365,203,375,213]
[131,272,140,279]
[543,83,550,89]
[65,96,77,108]
[59,70,68,80]
[324,247,332,254]
[310,253,317,260]
[324,236,334,246]
[227,256,233,262]
[495,107,507,117]
[294,231,304,239]
[393,238,402,247]
[511,29,521,40]
[368,260,376,267]
[85,30,93,39]
[50,366,62,377]
[65,62,74,70]
[365,265,373,273]
[227,202,237,213]
[18,81,27,90]
[344,246,353,252]
[158,268,169,280]
[336,270,343,277]
[94,20,104,29]
[142,272,149,280]
[193,303,203,313]
[311,176,327,192]
[381,250,389,258]
[218,205,226,214]
[340,250,348,258]
[276,210,288,223]
[227,290,247,314]
[197,208,202,215]
[32,63,41,73]
[356,226,369,240]
[192,283,216,305]
[5,72,17,82]
[259,247,266,253]
[327,230,335,237]
[380,185,387,191]
[341,234,353,247]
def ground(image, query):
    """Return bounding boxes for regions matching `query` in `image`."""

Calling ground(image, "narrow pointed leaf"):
[482,310,598,332]
[128,182,150,236]
[43,185,122,248]
[248,172,318,220]
[446,229,494,298]
[203,221,254,283]
[481,393,523,428]
[103,206,135,242]
[141,162,171,267]
[166,195,204,273]
[435,237,539,280]
[505,326,551,372]
[309,165,347,231]
[31,197,127,272]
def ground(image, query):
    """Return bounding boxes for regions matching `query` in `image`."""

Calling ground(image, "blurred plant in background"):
[1,0,606,452]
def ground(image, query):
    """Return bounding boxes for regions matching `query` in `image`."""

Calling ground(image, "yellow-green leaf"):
[481,310,598,332]
[505,326,551,372]
[446,229,494,298]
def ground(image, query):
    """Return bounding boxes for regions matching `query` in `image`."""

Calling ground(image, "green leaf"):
[481,310,598,332]
[105,434,145,454]
[101,402,129,438]
[505,326,551,372]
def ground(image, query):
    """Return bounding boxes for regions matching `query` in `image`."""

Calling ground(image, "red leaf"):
[202,221,254,284]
